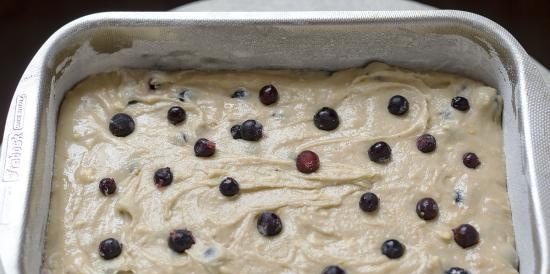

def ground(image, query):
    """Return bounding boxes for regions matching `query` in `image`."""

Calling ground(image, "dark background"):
[0,0,549,139]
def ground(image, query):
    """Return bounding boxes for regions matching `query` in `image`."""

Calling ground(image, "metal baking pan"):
[0,11,549,274]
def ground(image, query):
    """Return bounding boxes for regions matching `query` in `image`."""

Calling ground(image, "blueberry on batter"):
[452,224,479,248]
[451,96,470,111]
[231,125,242,139]
[381,239,405,259]
[257,212,283,237]
[154,167,173,188]
[359,192,379,213]
[314,107,340,131]
[99,238,122,260]
[240,120,263,141]
[109,113,135,137]
[259,84,279,105]
[98,178,116,196]
[416,197,439,220]
[368,142,392,164]
[168,229,195,253]
[167,106,186,125]
[194,138,216,157]
[322,265,346,274]
[219,177,240,197]
[387,95,409,116]
[463,152,480,169]
[296,150,320,174]
[416,134,437,153]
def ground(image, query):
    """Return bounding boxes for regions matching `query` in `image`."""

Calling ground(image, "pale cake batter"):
[43,63,517,274]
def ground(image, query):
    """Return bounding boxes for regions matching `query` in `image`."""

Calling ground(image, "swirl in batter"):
[44,63,517,274]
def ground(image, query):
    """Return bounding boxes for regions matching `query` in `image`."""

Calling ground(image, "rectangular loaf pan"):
[0,11,549,274]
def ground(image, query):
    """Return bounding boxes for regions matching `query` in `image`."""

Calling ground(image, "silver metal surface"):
[0,11,548,274]
[177,0,434,11]
[175,0,550,80]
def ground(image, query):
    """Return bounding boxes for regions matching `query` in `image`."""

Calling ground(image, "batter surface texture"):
[44,63,517,274]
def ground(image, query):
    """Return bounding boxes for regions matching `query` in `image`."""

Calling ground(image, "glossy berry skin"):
[451,96,470,111]
[445,267,470,274]
[296,150,320,174]
[259,84,279,105]
[257,212,283,237]
[387,95,409,116]
[416,134,437,153]
[452,224,480,248]
[368,142,392,163]
[416,197,439,220]
[219,177,240,197]
[231,125,242,139]
[240,120,263,141]
[381,239,405,259]
[359,192,379,213]
[463,152,480,169]
[99,178,117,196]
[194,138,216,157]
[99,238,122,260]
[313,107,340,131]
[154,167,173,188]
[109,113,135,137]
[322,265,346,274]
[168,229,195,253]
[167,106,186,125]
